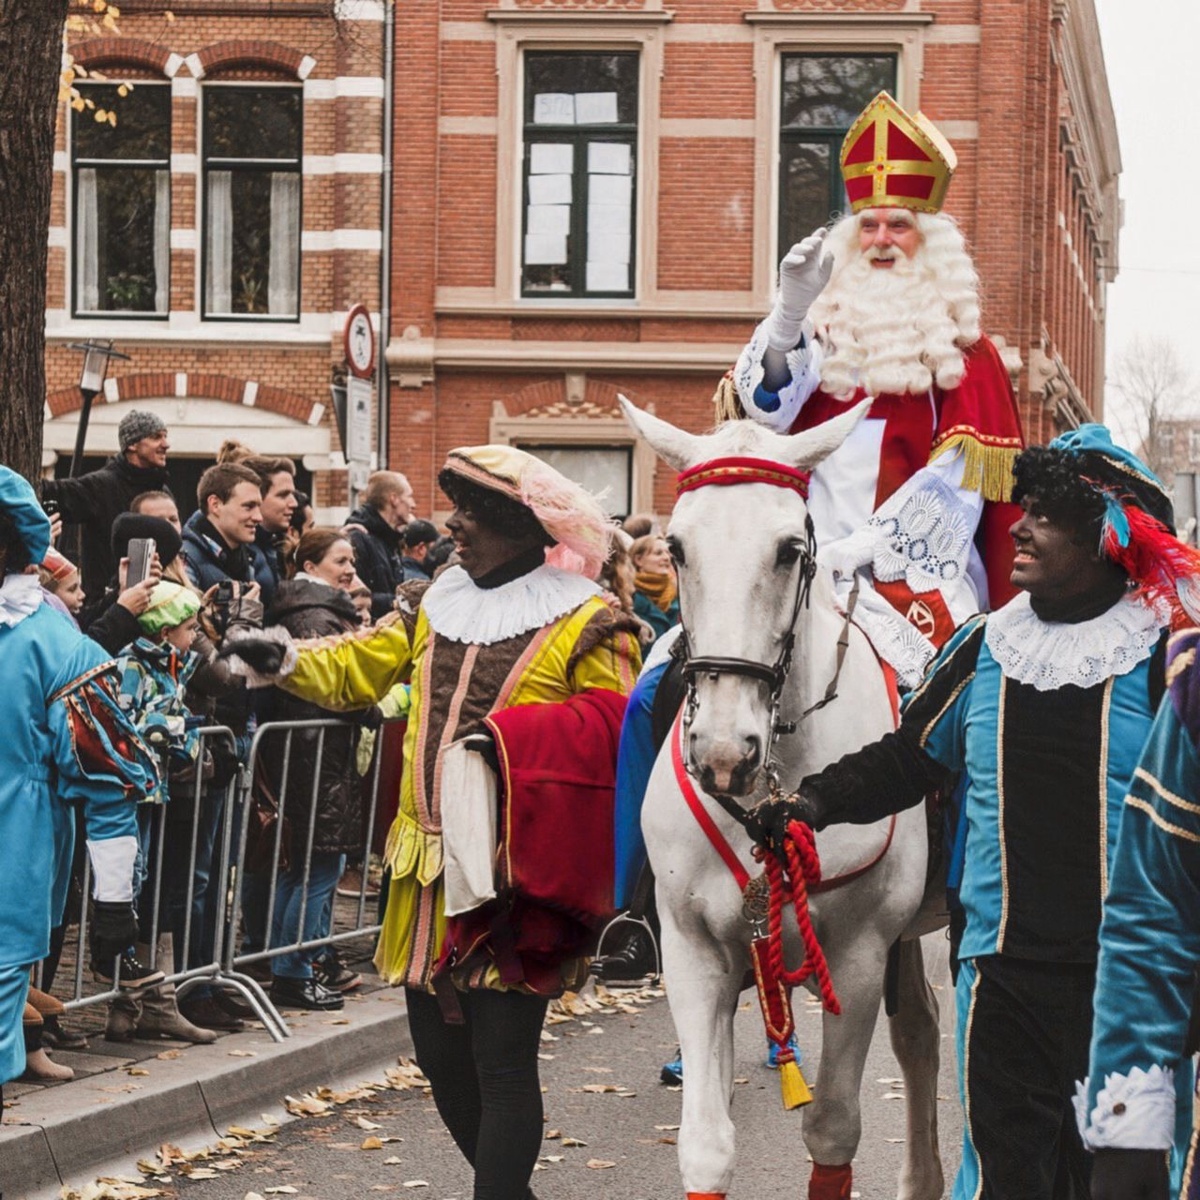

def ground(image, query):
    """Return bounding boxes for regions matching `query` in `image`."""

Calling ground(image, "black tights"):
[405,987,548,1200]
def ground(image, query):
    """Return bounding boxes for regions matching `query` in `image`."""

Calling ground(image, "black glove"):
[208,739,241,788]
[356,705,385,731]
[1090,1148,1170,1200]
[462,732,500,775]
[752,787,825,854]
[91,900,138,964]
[216,636,286,677]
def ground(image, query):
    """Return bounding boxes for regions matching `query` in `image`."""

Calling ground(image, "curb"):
[0,988,412,1199]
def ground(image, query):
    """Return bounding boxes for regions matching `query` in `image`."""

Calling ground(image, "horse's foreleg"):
[887,937,944,1200]
[803,940,887,1200]
[662,918,744,1199]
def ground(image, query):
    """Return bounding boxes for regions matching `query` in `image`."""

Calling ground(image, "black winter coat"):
[345,504,404,621]
[259,579,365,856]
[41,455,173,599]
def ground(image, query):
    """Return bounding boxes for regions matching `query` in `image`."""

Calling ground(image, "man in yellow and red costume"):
[726,91,1025,685]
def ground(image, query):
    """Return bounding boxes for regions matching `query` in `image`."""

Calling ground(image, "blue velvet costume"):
[0,469,157,1086]
[801,597,1194,1197]
[1078,627,1200,1193]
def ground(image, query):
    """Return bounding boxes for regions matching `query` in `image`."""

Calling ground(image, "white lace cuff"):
[87,835,138,902]
[1073,1066,1176,1150]
[841,581,935,690]
[732,319,820,433]
[868,474,974,594]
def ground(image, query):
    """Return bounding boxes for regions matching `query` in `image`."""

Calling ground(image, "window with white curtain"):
[521,52,639,299]
[516,444,633,518]
[72,83,171,316]
[203,85,302,320]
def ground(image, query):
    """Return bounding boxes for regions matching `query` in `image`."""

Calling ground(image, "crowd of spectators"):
[22,411,445,1077]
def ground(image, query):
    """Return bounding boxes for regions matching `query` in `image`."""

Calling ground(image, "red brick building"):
[49,0,387,522]
[46,0,1120,530]
[384,0,1120,521]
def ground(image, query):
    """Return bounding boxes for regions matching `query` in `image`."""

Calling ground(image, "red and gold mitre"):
[840,91,956,215]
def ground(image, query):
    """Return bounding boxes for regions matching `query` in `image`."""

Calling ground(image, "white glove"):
[763,228,834,352]
[818,528,877,584]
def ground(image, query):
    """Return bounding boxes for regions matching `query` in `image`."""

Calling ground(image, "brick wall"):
[52,4,386,517]
[382,0,1119,523]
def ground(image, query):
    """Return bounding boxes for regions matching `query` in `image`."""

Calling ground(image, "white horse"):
[620,397,944,1200]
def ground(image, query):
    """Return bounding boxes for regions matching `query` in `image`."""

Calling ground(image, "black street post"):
[66,340,130,477]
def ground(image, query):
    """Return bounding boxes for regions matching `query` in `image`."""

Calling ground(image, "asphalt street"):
[92,936,962,1200]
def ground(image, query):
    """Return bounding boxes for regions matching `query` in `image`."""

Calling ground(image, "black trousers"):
[960,955,1095,1200]
[405,987,548,1200]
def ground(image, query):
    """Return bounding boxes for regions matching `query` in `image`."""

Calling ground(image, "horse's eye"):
[775,539,802,568]
[666,536,685,566]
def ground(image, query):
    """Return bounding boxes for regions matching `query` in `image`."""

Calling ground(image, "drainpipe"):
[376,0,395,469]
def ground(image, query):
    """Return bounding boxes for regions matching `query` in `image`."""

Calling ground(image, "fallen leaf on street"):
[402,1181,429,1189]
[155,1050,181,1060]
[561,1137,588,1148]
[362,1137,385,1150]
[356,1117,383,1130]
[654,1124,680,1131]
[228,1050,257,1057]
[384,1156,403,1164]
[586,1159,616,1170]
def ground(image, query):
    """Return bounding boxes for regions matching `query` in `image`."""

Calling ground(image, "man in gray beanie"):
[41,409,173,606]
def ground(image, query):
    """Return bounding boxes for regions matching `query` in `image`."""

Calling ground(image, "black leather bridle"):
[671,457,859,788]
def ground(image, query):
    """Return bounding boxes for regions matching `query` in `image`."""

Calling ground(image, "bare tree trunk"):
[0,1,67,482]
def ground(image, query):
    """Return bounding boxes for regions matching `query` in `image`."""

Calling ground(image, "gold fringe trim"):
[929,433,1020,502]
[712,371,746,425]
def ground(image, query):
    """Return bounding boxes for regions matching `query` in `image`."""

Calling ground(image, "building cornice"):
[742,11,933,26]
[486,8,673,27]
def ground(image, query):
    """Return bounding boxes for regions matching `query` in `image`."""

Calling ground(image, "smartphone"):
[216,579,236,607]
[42,498,59,517]
[126,537,155,586]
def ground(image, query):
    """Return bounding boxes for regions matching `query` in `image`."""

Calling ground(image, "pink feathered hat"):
[440,445,614,579]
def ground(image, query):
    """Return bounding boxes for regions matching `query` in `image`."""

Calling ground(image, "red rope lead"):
[755,819,840,1016]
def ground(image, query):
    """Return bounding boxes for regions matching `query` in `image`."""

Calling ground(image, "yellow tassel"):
[779,1058,813,1110]
[929,434,1020,503]
[711,372,746,425]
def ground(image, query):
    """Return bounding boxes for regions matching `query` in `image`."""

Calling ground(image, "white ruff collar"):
[421,563,600,645]
[0,573,44,629]
[984,591,1164,692]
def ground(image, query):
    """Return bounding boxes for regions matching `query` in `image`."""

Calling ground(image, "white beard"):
[809,245,974,402]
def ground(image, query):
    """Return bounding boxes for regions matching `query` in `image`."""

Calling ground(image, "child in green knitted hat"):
[108,581,218,1045]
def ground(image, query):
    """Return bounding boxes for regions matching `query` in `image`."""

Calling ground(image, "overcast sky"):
[1094,0,1200,445]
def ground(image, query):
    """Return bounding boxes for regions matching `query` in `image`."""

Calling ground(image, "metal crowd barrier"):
[47,717,396,1045]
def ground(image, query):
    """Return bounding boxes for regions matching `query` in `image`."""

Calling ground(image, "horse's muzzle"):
[692,733,762,798]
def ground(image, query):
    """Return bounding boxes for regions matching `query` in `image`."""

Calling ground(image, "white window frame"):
[200,80,304,323]
[489,11,668,309]
[70,80,173,320]
[745,13,931,307]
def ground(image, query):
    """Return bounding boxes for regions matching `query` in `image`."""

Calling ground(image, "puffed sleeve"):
[282,612,414,712]
[50,661,158,901]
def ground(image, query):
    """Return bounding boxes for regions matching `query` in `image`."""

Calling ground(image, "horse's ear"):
[618,394,704,472]
[782,397,873,469]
